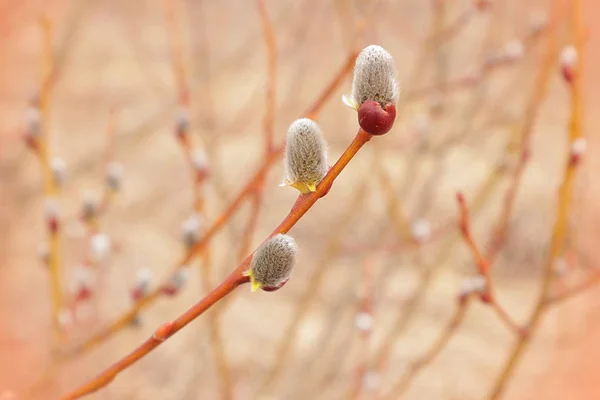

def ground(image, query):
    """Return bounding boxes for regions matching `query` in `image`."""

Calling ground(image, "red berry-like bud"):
[161,286,178,296]
[76,286,92,302]
[358,101,396,136]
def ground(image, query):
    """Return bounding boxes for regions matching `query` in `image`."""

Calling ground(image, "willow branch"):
[60,129,376,399]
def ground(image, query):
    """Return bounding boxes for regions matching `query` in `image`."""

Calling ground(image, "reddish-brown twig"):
[61,48,357,360]
[31,16,64,336]
[487,0,584,397]
[254,183,367,397]
[456,192,524,336]
[61,128,377,399]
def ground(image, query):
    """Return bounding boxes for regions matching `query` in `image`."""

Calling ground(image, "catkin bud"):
[245,234,297,292]
[131,268,152,301]
[560,45,577,84]
[105,162,124,191]
[503,39,525,62]
[411,218,431,243]
[343,45,399,135]
[459,275,487,304]
[570,137,586,164]
[162,266,191,296]
[71,265,95,301]
[51,157,66,187]
[80,191,98,221]
[354,311,374,332]
[90,233,111,262]
[44,197,60,233]
[282,118,328,194]
[176,106,190,140]
[529,10,547,36]
[191,148,210,180]
[24,106,41,148]
[181,213,202,248]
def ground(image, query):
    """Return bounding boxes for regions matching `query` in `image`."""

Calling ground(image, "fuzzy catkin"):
[250,234,297,288]
[350,45,399,107]
[283,118,328,191]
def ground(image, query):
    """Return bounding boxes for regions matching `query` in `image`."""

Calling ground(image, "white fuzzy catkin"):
[44,197,60,221]
[25,106,41,137]
[571,137,587,157]
[106,162,124,191]
[560,45,577,69]
[134,268,153,294]
[191,149,209,173]
[249,234,297,291]
[503,39,525,62]
[460,275,486,296]
[283,118,328,193]
[90,233,111,262]
[51,157,66,187]
[167,266,191,292]
[411,218,431,242]
[81,191,98,220]
[344,45,399,109]
[355,312,374,332]
[181,213,203,247]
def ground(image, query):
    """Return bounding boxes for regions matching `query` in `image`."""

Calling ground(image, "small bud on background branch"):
[105,162,124,192]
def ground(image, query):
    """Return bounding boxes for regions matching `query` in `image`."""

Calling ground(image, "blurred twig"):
[60,127,382,399]
[487,0,585,397]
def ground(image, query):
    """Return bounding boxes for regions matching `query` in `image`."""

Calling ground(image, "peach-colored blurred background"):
[1,1,599,399]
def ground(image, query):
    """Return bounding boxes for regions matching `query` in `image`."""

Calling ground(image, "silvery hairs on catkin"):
[250,234,298,288]
[350,45,399,107]
[284,118,328,190]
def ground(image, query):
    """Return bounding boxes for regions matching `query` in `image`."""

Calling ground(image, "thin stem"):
[164,1,233,396]
[255,183,367,396]
[371,164,506,377]
[487,0,584,397]
[36,16,63,336]
[60,129,375,399]
[62,51,356,358]
[456,193,523,337]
